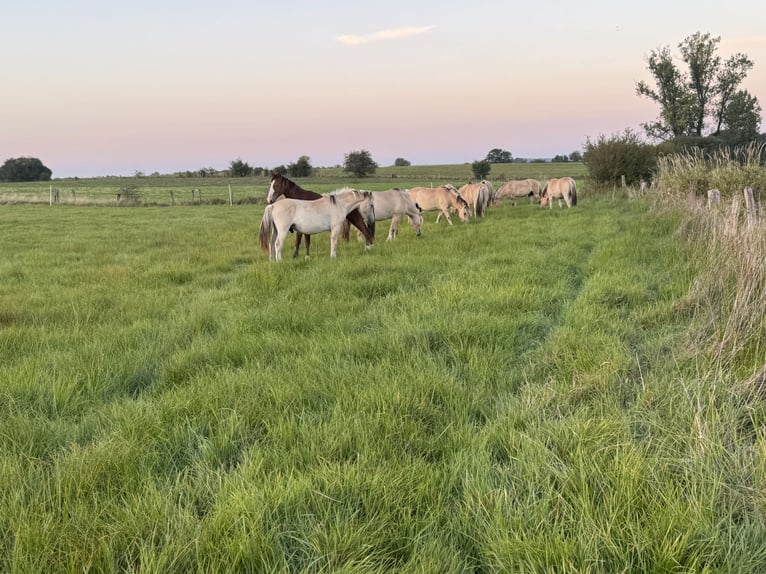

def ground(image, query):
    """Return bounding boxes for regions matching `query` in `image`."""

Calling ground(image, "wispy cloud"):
[337,25,435,46]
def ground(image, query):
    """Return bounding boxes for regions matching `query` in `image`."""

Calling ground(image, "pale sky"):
[3,1,765,178]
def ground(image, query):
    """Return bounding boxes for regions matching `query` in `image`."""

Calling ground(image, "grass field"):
[0,162,588,206]
[2,183,765,572]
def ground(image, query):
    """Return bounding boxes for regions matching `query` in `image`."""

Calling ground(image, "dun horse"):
[495,179,542,205]
[407,185,471,224]
[458,181,492,218]
[258,189,374,261]
[348,188,423,241]
[540,177,577,208]
[267,172,375,257]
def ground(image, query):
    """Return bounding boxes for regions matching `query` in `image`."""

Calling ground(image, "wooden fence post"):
[229,184,233,206]
[744,187,757,229]
[621,175,626,188]
[707,188,721,208]
[170,190,175,206]
[50,185,53,206]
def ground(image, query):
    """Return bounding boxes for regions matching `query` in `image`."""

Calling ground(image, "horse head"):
[267,171,286,204]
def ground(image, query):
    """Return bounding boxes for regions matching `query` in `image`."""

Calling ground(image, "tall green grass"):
[2,190,764,572]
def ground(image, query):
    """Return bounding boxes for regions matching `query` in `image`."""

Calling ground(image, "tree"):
[0,157,52,182]
[229,158,253,177]
[551,154,570,163]
[485,148,513,163]
[343,150,377,177]
[471,160,491,180]
[569,151,583,162]
[394,157,411,167]
[288,155,313,177]
[721,90,762,140]
[636,32,758,143]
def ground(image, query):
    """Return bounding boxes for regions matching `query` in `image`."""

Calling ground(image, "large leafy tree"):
[229,158,253,177]
[0,157,52,182]
[343,150,377,177]
[636,32,758,141]
[485,148,513,163]
[287,155,313,177]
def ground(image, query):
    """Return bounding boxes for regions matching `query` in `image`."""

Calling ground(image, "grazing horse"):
[407,185,471,224]
[349,188,423,241]
[540,177,577,208]
[266,172,375,257]
[494,179,542,205]
[258,189,374,261]
[458,180,492,218]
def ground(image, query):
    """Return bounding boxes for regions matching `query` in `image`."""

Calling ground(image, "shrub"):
[583,129,657,186]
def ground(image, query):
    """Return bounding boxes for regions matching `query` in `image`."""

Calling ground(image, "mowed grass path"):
[1,198,762,572]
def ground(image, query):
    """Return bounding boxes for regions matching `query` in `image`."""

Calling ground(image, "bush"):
[583,129,657,186]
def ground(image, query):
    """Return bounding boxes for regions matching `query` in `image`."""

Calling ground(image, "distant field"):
[0,162,588,206]
[3,188,764,572]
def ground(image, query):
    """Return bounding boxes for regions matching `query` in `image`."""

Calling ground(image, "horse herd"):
[259,173,577,261]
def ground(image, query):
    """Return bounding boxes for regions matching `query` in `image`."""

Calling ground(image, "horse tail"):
[341,219,351,241]
[570,179,577,206]
[258,205,274,253]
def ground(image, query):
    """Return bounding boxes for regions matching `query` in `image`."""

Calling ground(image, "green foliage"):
[485,148,513,163]
[394,157,411,167]
[471,159,491,180]
[0,156,52,182]
[228,158,253,177]
[287,155,313,178]
[343,150,377,177]
[583,129,658,186]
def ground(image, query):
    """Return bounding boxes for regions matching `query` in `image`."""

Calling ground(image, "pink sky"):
[2,1,764,178]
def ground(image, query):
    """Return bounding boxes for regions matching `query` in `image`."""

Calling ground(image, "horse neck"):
[282,180,321,200]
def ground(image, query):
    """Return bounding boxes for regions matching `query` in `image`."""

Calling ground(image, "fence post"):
[229,184,233,206]
[621,175,626,188]
[744,187,757,229]
[170,190,175,206]
[707,188,721,208]
[49,185,53,206]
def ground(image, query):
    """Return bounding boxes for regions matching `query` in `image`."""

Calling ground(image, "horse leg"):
[329,226,339,258]
[293,232,302,258]
[272,226,282,261]
[305,234,311,257]
[388,216,400,240]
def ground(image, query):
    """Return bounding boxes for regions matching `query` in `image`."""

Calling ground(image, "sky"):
[2,0,765,178]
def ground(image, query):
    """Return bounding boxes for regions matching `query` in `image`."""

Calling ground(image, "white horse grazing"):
[540,177,577,208]
[458,180,492,217]
[352,188,423,240]
[407,185,470,224]
[495,179,542,205]
[258,189,374,260]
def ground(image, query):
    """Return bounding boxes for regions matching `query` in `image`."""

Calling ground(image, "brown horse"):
[266,172,375,257]
[540,177,577,208]
[407,184,471,224]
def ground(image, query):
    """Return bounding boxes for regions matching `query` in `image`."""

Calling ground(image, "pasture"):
[2,189,765,572]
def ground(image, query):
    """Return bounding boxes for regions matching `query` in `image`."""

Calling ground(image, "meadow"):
[1,167,765,572]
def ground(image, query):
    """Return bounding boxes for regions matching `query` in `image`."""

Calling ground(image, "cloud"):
[337,25,435,46]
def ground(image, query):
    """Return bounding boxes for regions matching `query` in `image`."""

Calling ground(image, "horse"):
[407,184,471,224]
[348,188,423,241]
[540,177,577,208]
[266,172,375,257]
[458,180,492,218]
[258,189,374,261]
[494,179,542,205]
